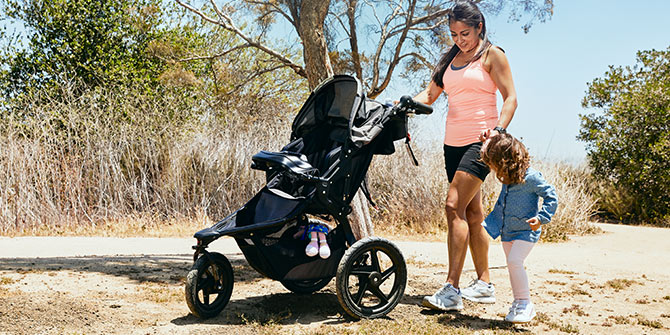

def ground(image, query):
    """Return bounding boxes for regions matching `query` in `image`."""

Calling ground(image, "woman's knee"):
[466,207,484,224]
[445,200,459,216]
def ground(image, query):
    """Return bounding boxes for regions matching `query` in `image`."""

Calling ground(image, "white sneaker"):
[422,283,464,311]
[505,300,536,323]
[461,279,496,304]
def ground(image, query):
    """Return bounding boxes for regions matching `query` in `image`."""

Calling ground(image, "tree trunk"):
[297,0,372,239]
[298,0,334,89]
[350,190,374,240]
[346,0,363,81]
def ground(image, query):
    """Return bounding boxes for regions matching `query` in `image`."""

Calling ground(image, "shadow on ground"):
[0,254,262,284]
[400,294,529,332]
[172,291,350,326]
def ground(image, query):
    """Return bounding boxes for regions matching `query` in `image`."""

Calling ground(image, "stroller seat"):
[251,151,318,177]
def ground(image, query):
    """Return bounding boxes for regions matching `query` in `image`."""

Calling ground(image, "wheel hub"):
[368,272,382,287]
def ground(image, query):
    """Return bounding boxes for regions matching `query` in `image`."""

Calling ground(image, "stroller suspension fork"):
[192,240,211,263]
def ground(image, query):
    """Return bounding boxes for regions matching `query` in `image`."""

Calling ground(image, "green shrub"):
[579,47,670,225]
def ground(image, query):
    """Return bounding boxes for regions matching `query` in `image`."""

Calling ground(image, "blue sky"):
[3,1,667,162]
[379,0,670,162]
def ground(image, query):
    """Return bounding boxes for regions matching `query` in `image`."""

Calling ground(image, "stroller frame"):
[184,75,432,320]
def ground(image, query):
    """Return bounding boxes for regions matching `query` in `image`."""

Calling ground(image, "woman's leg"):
[445,170,483,288]
[502,240,535,301]
[465,189,490,283]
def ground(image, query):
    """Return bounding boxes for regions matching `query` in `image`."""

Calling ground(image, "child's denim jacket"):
[482,167,558,243]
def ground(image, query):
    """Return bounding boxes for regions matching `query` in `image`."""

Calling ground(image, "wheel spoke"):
[350,267,373,276]
[203,290,210,305]
[368,285,389,304]
[199,275,214,291]
[369,249,381,273]
[354,280,369,305]
[379,265,396,283]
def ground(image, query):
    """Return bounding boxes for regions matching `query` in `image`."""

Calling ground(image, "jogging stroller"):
[184,75,432,320]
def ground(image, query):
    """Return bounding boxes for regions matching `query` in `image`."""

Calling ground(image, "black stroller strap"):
[360,176,379,210]
[405,133,419,166]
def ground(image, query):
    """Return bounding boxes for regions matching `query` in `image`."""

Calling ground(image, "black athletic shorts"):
[443,142,490,183]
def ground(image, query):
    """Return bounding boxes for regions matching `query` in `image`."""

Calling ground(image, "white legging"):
[502,240,535,301]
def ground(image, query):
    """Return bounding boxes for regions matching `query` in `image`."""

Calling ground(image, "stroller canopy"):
[291,75,404,148]
[291,75,365,141]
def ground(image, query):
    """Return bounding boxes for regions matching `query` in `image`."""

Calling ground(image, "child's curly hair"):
[481,133,530,184]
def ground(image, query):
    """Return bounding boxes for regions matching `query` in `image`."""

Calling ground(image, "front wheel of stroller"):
[185,252,234,319]
[336,237,407,319]
[280,277,332,294]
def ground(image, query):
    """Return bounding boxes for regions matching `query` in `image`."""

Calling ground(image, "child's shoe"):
[505,300,536,323]
[305,236,319,257]
[318,239,331,259]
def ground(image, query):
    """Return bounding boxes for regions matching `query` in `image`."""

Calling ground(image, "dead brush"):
[368,138,598,240]
[0,82,291,235]
[0,81,599,238]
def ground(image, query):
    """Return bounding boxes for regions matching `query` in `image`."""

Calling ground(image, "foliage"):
[579,47,670,224]
[0,0,167,100]
[151,15,307,116]
[0,0,306,118]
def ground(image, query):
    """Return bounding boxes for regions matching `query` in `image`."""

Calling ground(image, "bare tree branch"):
[245,0,297,29]
[398,52,431,67]
[179,43,252,62]
[176,0,307,78]
[346,0,363,80]
[370,1,403,93]
[369,0,417,98]
[226,64,293,94]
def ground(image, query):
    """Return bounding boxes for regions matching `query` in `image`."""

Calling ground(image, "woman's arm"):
[413,80,442,105]
[487,46,518,132]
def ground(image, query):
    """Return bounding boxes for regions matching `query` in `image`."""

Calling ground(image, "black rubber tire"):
[185,252,234,319]
[335,236,407,319]
[280,277,332,294]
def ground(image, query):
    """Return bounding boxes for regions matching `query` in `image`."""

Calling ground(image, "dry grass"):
[0,82,599,239]
[0,83,290,235]
[532,311,580,333]
[608,315,632,325]
[548,268,578,275]
[532,160,601,241]
[139,283,183,304]
[0,276,15,285]
[633,314,664,329]
[605,278,640,290]
[370,143,599,241]
[562,304,589,317]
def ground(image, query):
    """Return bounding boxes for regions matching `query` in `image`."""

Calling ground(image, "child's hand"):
[527,217,541,231]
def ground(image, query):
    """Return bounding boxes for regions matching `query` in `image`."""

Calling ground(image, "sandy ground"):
[0,223,669,334]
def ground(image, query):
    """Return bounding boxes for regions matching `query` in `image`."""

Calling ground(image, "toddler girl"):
[480,133,558,323]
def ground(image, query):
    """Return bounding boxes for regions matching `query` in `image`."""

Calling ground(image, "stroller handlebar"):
[397,95,433,115]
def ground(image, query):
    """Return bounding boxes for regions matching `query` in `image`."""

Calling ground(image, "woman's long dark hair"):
[432,0,492,88]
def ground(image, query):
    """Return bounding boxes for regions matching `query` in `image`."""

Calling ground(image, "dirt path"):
[0,223,669,334]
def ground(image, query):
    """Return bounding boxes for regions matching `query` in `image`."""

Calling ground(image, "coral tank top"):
[442,57,498,146]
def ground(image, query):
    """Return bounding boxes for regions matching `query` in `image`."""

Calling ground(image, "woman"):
[417,0,518,311]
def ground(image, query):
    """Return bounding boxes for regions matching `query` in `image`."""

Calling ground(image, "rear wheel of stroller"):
[280,277,332,294]
[336,237,407,319]
[185,252,234,319]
